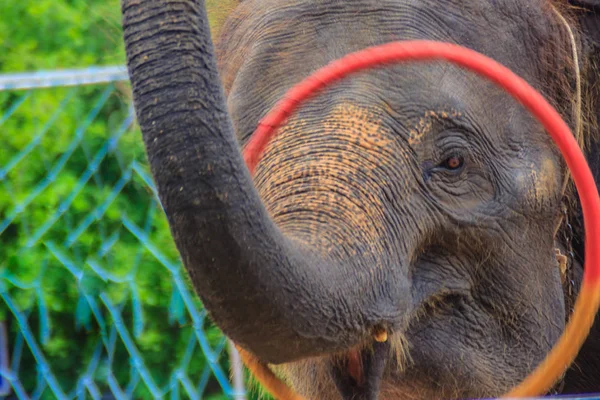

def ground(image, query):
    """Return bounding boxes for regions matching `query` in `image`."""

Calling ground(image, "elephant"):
[120,0,600,398]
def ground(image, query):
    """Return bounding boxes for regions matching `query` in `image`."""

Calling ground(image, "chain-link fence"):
[0,67,246,400]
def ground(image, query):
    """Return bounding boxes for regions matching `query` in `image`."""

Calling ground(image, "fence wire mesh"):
[0,69,246,400]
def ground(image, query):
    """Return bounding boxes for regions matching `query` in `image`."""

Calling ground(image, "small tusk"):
[373,326,388,343]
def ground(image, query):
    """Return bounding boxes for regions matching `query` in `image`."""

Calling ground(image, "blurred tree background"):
[0,0,261,398]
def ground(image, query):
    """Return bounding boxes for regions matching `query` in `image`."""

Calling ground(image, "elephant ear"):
[567,0,600,177]
[207,0,241,38]
[569,0,600,8]
[567,0,600,46]
[563,2,600,88]
[565,1,599,102]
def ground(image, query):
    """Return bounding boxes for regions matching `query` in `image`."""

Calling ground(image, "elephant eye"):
[440,155,464,172]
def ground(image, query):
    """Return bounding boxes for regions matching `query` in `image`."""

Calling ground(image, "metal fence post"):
[228,340,247,400]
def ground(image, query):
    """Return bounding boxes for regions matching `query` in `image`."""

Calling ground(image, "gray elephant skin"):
[120,0,600,399]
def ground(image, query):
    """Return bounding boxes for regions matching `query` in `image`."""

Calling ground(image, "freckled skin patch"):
[408,110,463,146]
[254,103,411,261]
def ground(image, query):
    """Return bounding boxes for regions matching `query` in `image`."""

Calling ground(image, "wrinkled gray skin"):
[120,0,600,398]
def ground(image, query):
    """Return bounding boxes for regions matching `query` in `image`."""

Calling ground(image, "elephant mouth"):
[330,340,391,400]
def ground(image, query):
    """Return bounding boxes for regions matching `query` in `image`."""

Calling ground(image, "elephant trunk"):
[121,0,407,364]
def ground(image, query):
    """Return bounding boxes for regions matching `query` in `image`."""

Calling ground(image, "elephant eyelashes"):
[421,154,465,183]
[439,155,465,173]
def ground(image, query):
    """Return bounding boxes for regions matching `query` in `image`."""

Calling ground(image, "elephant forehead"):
[255,103,396,201]
[257,102,412,176]
[253,103,415,257]
[319,103,391,148]
[273,103,401,157]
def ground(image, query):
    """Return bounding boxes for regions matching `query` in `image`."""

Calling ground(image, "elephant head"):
[120,0,600,398]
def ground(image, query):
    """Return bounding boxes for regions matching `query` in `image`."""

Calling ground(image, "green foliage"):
[0,0,260,398]
[0,0,125,72]
[0,85,236,398]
